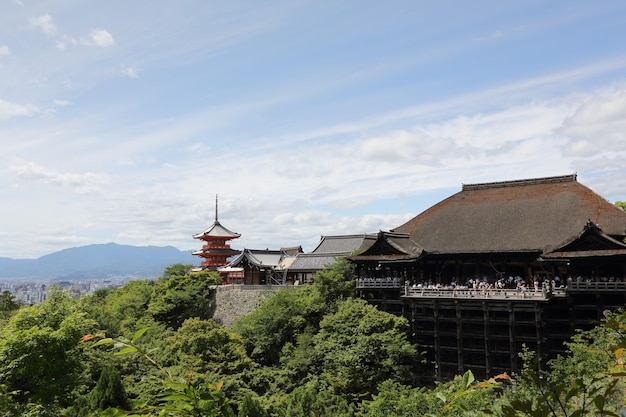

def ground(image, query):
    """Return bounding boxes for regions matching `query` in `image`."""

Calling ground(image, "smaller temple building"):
[221,247,302,285]
[288,234,376,283]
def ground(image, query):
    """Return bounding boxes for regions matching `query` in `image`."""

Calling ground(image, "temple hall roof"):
[391,174,626,255]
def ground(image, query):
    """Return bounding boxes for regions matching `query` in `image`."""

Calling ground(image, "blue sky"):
[2,1,626,259]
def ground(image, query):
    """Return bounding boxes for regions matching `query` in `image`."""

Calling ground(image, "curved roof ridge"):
[193,219,241,239]
[462,174,577,191]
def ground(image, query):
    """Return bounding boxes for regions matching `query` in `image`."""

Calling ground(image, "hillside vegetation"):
[0,260,624,417]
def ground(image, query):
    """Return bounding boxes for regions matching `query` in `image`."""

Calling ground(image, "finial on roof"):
[215,194,218,222]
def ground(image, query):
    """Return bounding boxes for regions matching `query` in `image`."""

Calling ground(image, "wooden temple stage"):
[356,279,626,382]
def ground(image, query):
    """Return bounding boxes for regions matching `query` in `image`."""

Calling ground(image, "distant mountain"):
[0,243,196,280]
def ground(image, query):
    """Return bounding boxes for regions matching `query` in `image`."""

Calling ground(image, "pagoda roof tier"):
[192,247,241,257]
[193,220,241,240]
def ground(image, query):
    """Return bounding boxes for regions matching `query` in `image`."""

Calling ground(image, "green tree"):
[83,279,155,337]
[358,380,429,417]
[166,317,255,375]
[311,258,357,309]
[0,290,20,322]
[237,394,268,417]
[312,298,423,400]
[275,378,355,417]
[615,201,626,212]
[85,329,236,417]
[232,285,318,366]
[233,259,358,367]
[0,288,97,408]
[148,271,220,329]
[89,364,130,411]
[0,290,19,311]
[498,309,626,417]
[161,263,194,280]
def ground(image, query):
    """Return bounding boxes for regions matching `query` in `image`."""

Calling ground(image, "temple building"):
[192,196,241,272]
[349,174,626,380]
[222,246,302,285]
[288,234,376,283]
[351,174,626,284]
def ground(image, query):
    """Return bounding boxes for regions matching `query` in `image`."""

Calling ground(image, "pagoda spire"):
[215,194,218,222]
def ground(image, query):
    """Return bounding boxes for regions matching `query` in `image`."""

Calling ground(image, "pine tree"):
[89,365,130,411]
[237,394,268,417]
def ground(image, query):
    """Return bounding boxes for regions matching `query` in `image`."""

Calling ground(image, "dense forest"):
[0,260,624,416]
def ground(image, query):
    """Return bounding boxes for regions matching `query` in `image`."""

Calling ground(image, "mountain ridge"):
[0,243,196,280]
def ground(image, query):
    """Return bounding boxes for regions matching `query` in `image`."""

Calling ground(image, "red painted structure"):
[192,196,241,271]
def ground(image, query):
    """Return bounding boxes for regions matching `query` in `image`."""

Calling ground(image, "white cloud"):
[185,142,211,154]
[55,40,67,51]
[81,29,114,47]
[9,159,108,194]
[54,28,115,50]
[120,66,138,78]
[53,99,70,107]
[0,44,10,57]
[358,129,475,165]
[559,91,626,156]
[0,99,38,120]
[29,14,57,37]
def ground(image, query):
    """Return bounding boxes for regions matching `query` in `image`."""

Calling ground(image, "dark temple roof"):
[287,234,377,272]
[311,234,377,254]
[228,249,285,268]
[288,252,347,272]
[348,231,424,263]
[392,174,626,255]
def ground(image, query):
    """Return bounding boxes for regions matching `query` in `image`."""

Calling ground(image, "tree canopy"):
[0,262,624,417]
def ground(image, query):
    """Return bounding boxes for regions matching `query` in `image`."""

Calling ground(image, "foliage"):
[312,298,424,399]
[0,290,19,312]
[0,290,20,325]
[236,394,268,417]
[498,310,626,417]
[84,329,236,417]
[277,378,356,417]
[232,286,317,366]
[311,258,357,309]
[0,288,97,407]
[161,264,194,280]
[232,258,358,367]
[426,370,508,417]
[615,201,626,212]
[165,318,255,375]
[89,365,131,411]
[148,271,220,329]
[2,262,626,417]
[357,380,429,417]
[83,280,155,337]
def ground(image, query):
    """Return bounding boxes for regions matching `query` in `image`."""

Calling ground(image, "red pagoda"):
[192,195,241,271]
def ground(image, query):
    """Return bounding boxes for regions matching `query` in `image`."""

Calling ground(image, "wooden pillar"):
[433,300,442,382]
[483,301,491,378]
[534,303,543,373]
[456,301,464,374]
[508,303,517,373]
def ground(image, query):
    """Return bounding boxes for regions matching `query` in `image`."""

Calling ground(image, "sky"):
[2,1,626,259]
